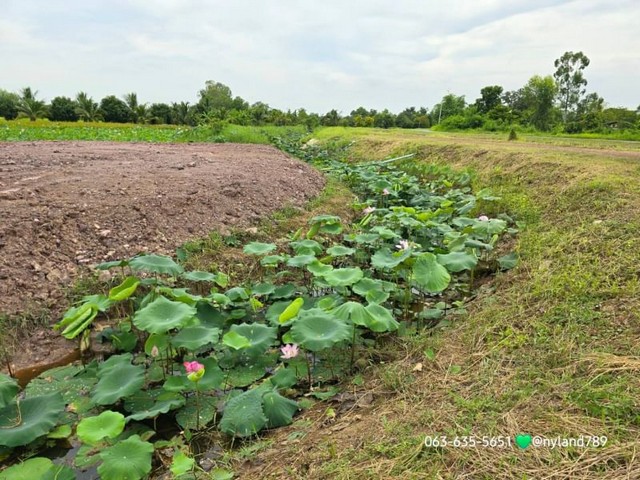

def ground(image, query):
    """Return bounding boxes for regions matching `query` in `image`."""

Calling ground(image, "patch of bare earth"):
[0,141,325,371]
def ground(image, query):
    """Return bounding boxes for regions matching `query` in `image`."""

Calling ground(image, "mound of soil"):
[0,141,325,320]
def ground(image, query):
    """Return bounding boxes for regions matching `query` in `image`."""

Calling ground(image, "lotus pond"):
[0,136,518,479]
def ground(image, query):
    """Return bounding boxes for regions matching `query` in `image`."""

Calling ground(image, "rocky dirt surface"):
[0,141,325,321]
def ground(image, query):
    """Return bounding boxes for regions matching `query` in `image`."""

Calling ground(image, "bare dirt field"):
[0,141,325,322]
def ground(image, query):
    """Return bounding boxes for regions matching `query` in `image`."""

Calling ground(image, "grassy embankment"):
[232,127,640,479]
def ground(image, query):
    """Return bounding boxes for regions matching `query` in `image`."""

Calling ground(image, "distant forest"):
[1,51,638,134]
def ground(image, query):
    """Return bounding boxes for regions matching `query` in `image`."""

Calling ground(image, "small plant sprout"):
[478,215,489,221]
[280,344,299,360]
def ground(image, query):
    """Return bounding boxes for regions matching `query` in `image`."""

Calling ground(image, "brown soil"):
[0,141,325,371]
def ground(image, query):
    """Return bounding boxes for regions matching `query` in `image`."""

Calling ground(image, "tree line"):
[0,51,638,134]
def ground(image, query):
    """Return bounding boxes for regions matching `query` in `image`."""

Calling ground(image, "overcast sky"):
[1,0,638,114]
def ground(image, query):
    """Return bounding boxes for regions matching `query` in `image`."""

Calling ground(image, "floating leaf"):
[262,391,298,428]
[125,392,186,421]
[175,395,217,430]
[371,248,411,270]
[290,309,351,351]
[92,355,145,405]
[230,324,278,356]
[413,253,451,293]
[76,410,125,446]
[324,267,363,287]
[326,245,355,257]
[437,251,478,273]
[130,254,183,276]
[97,434,154,480]
[0,393,65,447]
[108,276,140,301]
[132,296,196,334]
[0,374,18,408]
[0,458,53,480]
[222,331,251,350]
[182,270,217,282]
[219,390,267,437]
[243,242,276,256]
[171,325,220,350]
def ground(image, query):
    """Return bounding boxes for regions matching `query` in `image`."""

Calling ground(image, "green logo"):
[515,434,532,449]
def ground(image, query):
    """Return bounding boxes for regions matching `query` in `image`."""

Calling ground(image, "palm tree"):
[75,92,101,122]
[123,92,148,123]
[17,87,47,121]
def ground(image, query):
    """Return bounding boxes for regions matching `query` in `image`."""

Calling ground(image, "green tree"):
[0,89,19,120]
[148,103,172,124]
[49,96,79,121]
[17,87,47,121]
[196,81,234,118]
[373,109,396,129]
[432,94,466,124]
[99,95,132,123]
[321,109,341,126]
[170,102,194,125]
[553,51,590,122]
[75,92,101,122]
[475,85,503,114]
[522,75,558,131]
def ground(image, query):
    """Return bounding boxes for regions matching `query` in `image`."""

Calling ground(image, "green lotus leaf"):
[243,242,276,256]
[320,223,342,234]
[182,270,217,282]
[290,309,351,351]
[81,294,113,312]
[326,245,356,257]
[269,368,298,389]
[106,329,138,352]
[289,239,323,255]
[171,450,195,477]
[97,434,154,480]
[47,424,72,439]
[278,297,304,324]
[171,324,220,350]
[352,278,385,296]
[92,357,145,405]
[498,252,519,270]
[472,218,507,235]
[260,254,286,267]
[125,391,186,421]
[309,214,341,225]
[364,304,400,332]
[76,410,125,446]
[287,254,317,268]
[0,393,65,447]
[219,389,267,437]
[108,276,140,301]
[129,254,183,276]
[332,301,369,326]
[366,289,390,304]
[56,302,98,339]
[25,364,97,415]
[371,248,411,270]
[230,323,278,355]
[41,464,75,480]
[369,226,400,239]
[95,259,129,270]
[413,253,451,293]
[465,239,493,250]
[224,363,269,388]
[0,457,53,480]
[324,267,363,287]
[272,284,297,299]
[353,233,380,244]
[144,332,169,357]
[0,374,18,408]
[251,282,276,296]
[225,287,249,302]
[132,295,196,334]
[306,260,334,276]
[175,395,217,430]
[436,251,478,273]
[222,331,251,350]
[262,390,299,428]
[159,287,203,305]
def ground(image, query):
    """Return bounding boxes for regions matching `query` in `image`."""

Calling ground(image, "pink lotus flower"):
[150,345,159,358]
[184,361,204,374]
[395,239,410,250]
[478,215,489,221]
[382,188,390,195]
[280,344,299,359]
[363,206,376,215]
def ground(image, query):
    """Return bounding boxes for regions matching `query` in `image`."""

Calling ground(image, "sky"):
[1,0,638,114]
